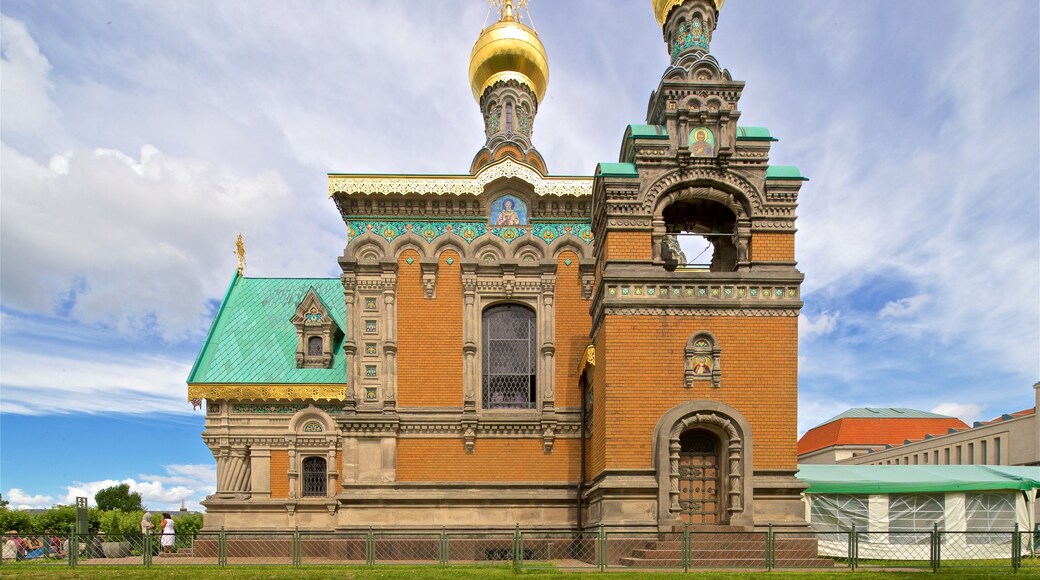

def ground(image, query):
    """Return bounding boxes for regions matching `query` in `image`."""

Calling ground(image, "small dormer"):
[291,288,342,369]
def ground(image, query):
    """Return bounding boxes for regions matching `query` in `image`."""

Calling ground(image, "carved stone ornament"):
[329,157,592,199]
[291,288,343,369]
[668,413,744,519]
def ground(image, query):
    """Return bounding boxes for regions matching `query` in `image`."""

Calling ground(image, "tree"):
[94,483,143,512]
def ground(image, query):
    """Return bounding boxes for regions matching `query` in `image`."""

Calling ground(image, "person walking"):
[158,513,175,555]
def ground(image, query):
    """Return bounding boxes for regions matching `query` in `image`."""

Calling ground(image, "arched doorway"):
[678,429,722,524]
[654,401,754,530]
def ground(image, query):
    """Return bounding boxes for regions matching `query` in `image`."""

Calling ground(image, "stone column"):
[381,270,398,411]
[342,273,358,411]
[462,265,479,412]
[539,268,556,413]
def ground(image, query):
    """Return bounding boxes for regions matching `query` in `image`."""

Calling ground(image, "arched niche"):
[652,400,754,530]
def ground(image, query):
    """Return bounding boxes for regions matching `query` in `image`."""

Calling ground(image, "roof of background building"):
[797,464,1040,494]
[820,407,955,424]
[797,409,969,456]
[187,275,345,384]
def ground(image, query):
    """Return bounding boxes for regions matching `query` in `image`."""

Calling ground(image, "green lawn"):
[0,565,1036,579]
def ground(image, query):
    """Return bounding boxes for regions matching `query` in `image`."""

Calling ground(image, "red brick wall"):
[587,314,797,479]
[750,233,794,262]
[397,438,580,482]
[554,251,591,409]
[397,250,464,407]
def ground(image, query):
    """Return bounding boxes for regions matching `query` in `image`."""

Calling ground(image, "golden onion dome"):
[653,0,725,27]
[468,8,549,103]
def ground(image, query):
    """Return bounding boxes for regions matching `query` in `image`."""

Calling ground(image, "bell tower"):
[583,0,809,530]
[468,0,550,174]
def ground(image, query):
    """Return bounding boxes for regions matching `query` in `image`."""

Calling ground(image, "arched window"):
[308,336,323,356]
[482,304,536,409]
[301,457,327,497]
[505,103,513,132]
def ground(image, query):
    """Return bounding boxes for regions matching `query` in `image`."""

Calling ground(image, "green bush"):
[97,509,146,537]
[175,512,203,538]
[0,507,33,533]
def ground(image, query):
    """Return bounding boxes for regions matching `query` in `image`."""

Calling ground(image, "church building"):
[188,0,809,533]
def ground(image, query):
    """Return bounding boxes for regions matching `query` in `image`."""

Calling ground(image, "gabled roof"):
[187,275,346,384]
[797,409,968,456]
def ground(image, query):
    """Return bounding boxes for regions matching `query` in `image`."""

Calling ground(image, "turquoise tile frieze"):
[347,221,593,245]
[605,284,799,302]
[231,403,344,414]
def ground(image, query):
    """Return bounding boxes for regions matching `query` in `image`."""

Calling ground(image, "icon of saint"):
[691,129,714,157]
[692,357,711,374]
[495,199,521,225]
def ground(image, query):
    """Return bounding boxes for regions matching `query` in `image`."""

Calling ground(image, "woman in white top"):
[158,513,175,554]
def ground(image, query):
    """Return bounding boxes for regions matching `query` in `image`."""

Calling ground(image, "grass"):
[0,565,1036,579]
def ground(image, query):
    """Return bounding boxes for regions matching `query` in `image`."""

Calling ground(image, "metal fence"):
[1,525,1036,572]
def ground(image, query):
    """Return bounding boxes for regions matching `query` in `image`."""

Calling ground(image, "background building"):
[188,0,809,533]
[798,408,969,465]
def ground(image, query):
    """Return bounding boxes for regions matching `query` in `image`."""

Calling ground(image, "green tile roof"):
[736,126,777,141]
[596,162,638,177]
[188,275,346,384]
[765,165,808,180]
[818,407,955,427]
[625,124,669,140]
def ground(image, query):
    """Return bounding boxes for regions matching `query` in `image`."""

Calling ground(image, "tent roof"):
[797,464,1040,494]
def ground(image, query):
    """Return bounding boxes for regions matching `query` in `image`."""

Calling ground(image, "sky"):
[1,0,1037,511]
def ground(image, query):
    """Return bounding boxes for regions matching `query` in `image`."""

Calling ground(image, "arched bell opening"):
[661,198,737,272]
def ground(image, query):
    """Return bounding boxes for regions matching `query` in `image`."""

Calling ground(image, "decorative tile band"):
[229,403,345,414]
[606,284,799,300]
[347,221,594,246]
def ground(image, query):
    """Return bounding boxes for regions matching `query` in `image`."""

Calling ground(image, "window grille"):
[809,494,869,542]
[302,457,327,497]
[482,304,536,409]
[308,336,323,356]
[966,493,1015,544]
[889,494,945,544]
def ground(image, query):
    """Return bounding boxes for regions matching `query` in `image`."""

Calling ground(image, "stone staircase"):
[617,525,834,569]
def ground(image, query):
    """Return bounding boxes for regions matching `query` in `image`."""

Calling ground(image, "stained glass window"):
[482,304,536,409]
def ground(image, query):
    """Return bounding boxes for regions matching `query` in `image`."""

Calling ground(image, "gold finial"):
[235,233,246,275]
[491,0,527,23]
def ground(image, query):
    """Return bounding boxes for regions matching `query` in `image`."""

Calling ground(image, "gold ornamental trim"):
[187,384,346,402]
[578,344,595,375]
[653,0,725,27]
[328,157,592,198]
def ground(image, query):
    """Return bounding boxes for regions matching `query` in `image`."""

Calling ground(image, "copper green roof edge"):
[765,165,808,181]
[187,271,240,384]
[736,126,777,141]
[797,465,1040,494]
[815,407,955,428]
[625,124,669,140]
[596,162,638,177]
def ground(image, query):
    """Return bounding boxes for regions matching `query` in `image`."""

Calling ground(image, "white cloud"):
[0,14,63,151]
[800,311,839,340]
[60,464,215,512]
[879,295,931,320]
[5,488,55,510]
[931,402,986,425]
[0,349,192,414]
